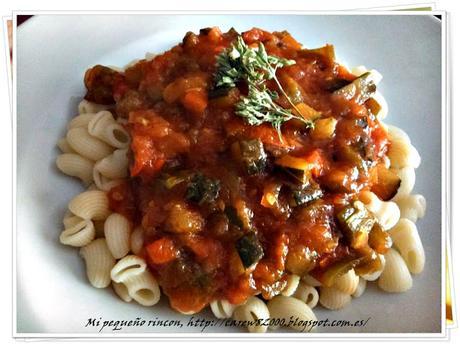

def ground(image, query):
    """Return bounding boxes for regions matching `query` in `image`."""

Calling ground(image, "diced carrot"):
[181,89,208,114]
[303,149,326,178]
[146,237,178,264]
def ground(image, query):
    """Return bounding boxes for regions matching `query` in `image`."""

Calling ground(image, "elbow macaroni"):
[68,190,111,221]
[104,213,131,259]
[233,296,270,333]
[80,238,115,288]
[389,219,425,274]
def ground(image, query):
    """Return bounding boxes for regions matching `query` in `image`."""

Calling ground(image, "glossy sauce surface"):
[85,27,390,314]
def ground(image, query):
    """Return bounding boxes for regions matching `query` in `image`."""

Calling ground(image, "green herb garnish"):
[215,36,314,140]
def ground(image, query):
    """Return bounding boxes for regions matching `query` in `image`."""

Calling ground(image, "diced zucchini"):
[333,72,377,105]
[354,250,384,276]
[337,201,376,250]
[236,139,267,175]
[185,173,221,205]
[280,74,305,104]
[310,117,337,140]
[370,165,401,201]
[290,182,323,207]
[292,102,322,121]
[275,155,310,184]
[313,256,362,287]
[368,223,392,254]
[235,232,264,268]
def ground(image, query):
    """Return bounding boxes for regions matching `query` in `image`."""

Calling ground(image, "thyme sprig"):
[215,35,314,140]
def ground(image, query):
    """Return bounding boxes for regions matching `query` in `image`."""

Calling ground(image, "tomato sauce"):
[87,27,391,314]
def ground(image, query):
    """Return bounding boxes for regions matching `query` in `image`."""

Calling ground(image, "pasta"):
[392,167,416,201]
[377,248,413,293]
[396,194,427,223]
[130,227,144,255]
[56,153,94,185]
[112,281,132,303]
[319,287,352,310]
[361,254,386,281]
[110,255,147,283]
[87,111,130,149]
[333,269,359,295]
[63,212,82,228]
[267,295,317,332]
[92,168,123,191]
[386,124,411,144]
[233,296,270,333]
[387,139,421,169]
[68,113,95,130]
[389,219,425,274]
[281,274,300,297]
[59,218,95,247]
[104,213,131,259]
[94,148,129,180]
[302,274,322,287]
[124,270,161,306]
[78,99,111,114]
[359,191,400,230]
[68,190,111,221]
[57,137,75,153]
[210,299,237,319]
[352,278,367,298]
[293,282,319,309]
[66,127,114,161]
[80,238,115,288]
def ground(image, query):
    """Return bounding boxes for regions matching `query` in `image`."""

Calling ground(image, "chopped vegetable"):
[301,44,336,68]
[235,139,267,174]
[225,206,244,228]
[310,117,338,140]
[333,72,377,104]
[366,97,382,116]
[185,173,221,205]
[280,74,305,104]
[370,164,401,201]
[235,232,264,268]
[313,257,362,287]
[181,89,208,114]
[261,183,281,208]
[368,223,392,254]
[292,102,322,121]
[166,202,204,233]
[337,201,376,250]
[354,250,384,276]
[290,182,323,207]
[146,237,179,264]
[276,149,325,184]
[285,245,317,275]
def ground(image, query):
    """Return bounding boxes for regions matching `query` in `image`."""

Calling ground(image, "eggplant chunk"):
[233,139,267,175]
[235,232,264,268]
[185,173,221,205]
[333,72,376,105]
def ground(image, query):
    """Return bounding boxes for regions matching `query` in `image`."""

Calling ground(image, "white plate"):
[16,14,442,334]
